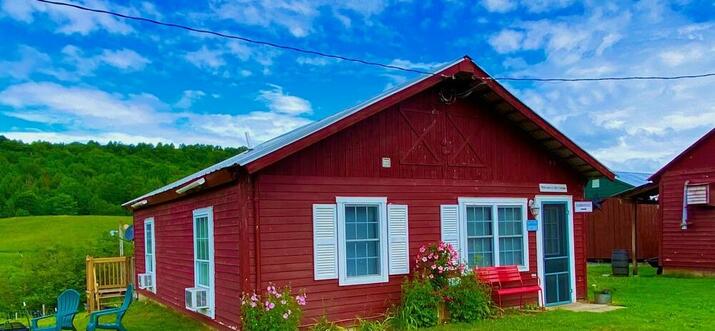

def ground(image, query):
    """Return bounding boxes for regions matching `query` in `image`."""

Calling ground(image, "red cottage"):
[124,56,614,329]
[649,128,715,275]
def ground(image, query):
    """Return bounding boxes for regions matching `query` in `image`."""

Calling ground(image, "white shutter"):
[440,204,461,260]
[313,204,338,280]
[388,204,409,275]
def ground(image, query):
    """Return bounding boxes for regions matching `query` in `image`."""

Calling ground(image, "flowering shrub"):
[443,275,492,322]
[241,284,306,331]
[414,242,466,289]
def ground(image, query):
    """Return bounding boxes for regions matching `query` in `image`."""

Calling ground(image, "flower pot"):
[595,293,612,304]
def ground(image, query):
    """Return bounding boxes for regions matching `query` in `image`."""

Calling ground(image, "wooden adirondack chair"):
[31,289,80,331]
[86,285,134,331]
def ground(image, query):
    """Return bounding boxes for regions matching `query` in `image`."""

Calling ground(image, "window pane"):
[468,237,493,267]
[146,256,153,272]
[197,261,209,287]
[497,206,524,267]
[345,205,380,277]
[466,206,493,267]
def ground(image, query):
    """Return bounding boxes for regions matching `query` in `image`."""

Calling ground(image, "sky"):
[0,0,714,173]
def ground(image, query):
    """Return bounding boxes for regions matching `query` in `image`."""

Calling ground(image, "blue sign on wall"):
[527,219,538,232]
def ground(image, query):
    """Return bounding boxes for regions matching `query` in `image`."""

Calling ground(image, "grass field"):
[0,215,130,275]
[430,264,715,330]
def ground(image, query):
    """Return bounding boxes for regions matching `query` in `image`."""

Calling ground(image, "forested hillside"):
[0,136,245,217]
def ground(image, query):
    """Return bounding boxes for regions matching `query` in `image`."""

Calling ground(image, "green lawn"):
[430,264,715,330]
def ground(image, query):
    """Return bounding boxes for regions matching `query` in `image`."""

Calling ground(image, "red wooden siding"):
[133,182,245,330]
[256,90,588,323]
[655,131,715,272]
[586,198,659,260]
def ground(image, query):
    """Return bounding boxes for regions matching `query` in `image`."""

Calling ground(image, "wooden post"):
[86,256,95,313]
[632,202,639,276]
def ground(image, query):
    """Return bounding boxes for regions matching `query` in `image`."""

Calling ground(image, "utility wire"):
[36,0,715,83]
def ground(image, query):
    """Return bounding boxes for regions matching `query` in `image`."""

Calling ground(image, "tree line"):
[0,136,245,217]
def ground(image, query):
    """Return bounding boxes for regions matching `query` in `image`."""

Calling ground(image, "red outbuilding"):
[649,128,715,275]
[124,56,614,329]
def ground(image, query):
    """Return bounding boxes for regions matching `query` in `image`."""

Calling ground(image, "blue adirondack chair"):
[31,289,80,331]
[86,284,134,331]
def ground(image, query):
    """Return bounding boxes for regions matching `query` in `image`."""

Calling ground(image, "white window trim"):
[458,197,529,272]
[192,207,215,319]
[144,217,157,293]
[336,197,389,286]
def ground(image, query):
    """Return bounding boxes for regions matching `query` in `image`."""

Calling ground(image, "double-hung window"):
[458,198,529,271]
[336,197,389,286]
[192,207,215,318]
[144,217,156,293]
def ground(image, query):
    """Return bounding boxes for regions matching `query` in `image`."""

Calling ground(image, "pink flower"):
[419,246,426,253]
[296,294,307,306]
[251,293,259,302]
[429,274,434,279]
[265,301,275,311]
[421,257,427,262]
[283,313,289,319]
[431,264,437,270]
[438,266,444,271]
[250,301,256,308]
[428,253,434,259]
[281,299,287,305]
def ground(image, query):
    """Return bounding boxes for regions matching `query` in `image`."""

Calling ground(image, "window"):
[591,178,600,188]
[192,207,215,318]
[144,218,156,293]
[459,198,529,271]
[336,197,389,286]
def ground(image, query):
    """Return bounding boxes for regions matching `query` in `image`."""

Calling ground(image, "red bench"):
[475,265,543,308]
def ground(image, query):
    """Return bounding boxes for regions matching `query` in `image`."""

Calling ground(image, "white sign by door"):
[539,183,567,193]
[574,201,593,213]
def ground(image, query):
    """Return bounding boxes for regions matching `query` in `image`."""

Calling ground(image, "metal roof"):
[614,171,652,187]
[122,58,464,206]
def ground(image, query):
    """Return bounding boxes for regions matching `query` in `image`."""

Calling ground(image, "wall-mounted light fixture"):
[528,199,540,218]
[176,177,206,195]
[130,199,148,209]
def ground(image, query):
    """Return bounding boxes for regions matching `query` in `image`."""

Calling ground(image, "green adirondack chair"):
[31,289,80,331]
[86,284,134,331]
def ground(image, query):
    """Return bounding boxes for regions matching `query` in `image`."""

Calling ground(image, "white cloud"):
[489,30,524,53]
[388,59,449,71]
[210,0,388,38]
[491,2,715,171]
[258,85,312,115]
[184,46,226,69]
[481,0,516,13]
[175,90,207,109]
[1,0,135,35]
[98,49,151,70]
[0,82,314,147]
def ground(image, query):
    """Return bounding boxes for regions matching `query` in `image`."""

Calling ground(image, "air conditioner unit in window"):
[137,273,153,290]
[185,287,209,311]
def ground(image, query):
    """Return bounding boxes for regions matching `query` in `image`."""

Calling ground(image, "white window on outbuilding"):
[312,197,409,286]
[442,198,529,271]
[144,217,156,293]
[192,207,215,318]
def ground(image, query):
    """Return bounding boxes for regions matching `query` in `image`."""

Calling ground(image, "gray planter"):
[595,293,612,304]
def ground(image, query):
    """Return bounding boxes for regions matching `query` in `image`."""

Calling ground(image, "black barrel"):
[612,249,630,276]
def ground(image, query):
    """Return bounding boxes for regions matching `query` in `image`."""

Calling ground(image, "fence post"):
[86,256,95,313]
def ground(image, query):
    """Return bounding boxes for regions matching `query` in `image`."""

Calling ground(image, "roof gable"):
[649,128,715,181]
[124,56,614,207]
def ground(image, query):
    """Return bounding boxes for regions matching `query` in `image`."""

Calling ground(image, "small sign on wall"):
[574,201,593,213]
[539,183,567,192]
[527,219,538,231]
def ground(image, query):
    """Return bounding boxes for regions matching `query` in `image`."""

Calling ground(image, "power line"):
[36,0,715,83]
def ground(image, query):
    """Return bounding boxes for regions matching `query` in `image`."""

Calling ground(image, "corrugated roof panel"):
[615,171,652,187]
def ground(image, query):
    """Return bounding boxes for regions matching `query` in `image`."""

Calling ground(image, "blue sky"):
[1,0,714,173]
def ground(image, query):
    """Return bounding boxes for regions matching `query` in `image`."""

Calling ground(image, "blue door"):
[542,202,571,306]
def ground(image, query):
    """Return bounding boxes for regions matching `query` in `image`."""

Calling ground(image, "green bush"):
[357,317,392,331]
[310,315,341,331]
[394,278,441,330]
[443,276,492,323]
[241,284,306,331]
